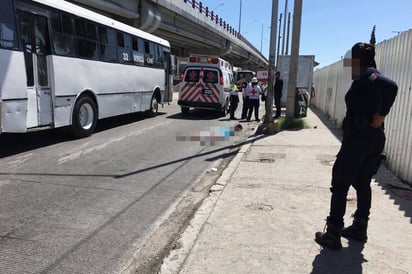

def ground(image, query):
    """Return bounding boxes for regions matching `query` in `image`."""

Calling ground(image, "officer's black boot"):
[315,222,342,250]
[341,217,368,243]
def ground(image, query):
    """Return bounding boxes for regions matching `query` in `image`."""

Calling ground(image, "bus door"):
[17,10,52,128]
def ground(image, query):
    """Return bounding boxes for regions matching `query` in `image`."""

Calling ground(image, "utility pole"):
[263,0,279,124]
[276,13,282,67]
[286,0,303,119]
[285,12,291,55]
[281,0,288,54]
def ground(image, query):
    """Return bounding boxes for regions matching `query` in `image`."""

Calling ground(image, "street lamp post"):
[259,23,263,52]
[254,19,264,53]
[212,3,224,12]
[238,0,242,34]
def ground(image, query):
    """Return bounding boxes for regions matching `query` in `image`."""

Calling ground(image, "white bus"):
[0,0,172,137]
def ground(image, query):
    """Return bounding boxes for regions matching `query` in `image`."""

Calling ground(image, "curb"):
[159,138,255,274]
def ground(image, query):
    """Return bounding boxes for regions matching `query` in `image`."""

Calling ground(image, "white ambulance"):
[178,55,233,115]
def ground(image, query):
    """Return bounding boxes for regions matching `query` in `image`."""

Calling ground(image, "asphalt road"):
[0,99,255,274]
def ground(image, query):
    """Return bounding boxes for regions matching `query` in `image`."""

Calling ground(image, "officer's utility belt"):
[343,115,372,134]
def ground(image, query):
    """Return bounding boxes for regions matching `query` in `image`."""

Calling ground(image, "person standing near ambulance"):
[274,71,283,118]
[246,77,263,122]
[229,80,240,120]
[241,73,253,119]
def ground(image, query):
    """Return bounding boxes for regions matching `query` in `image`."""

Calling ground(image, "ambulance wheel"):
[220,100,229,116]
[181,107,189,114]
[70,95,97,138]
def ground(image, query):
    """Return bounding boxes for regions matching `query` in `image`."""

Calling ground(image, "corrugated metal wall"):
[313,29,412,184]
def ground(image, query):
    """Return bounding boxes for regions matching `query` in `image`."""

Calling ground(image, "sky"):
[200,0,412,68]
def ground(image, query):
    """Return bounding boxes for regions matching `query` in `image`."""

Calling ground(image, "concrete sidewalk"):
[161,108,412,274]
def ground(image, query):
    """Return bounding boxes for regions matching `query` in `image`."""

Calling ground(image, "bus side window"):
[144,40,153,66]
[117,32,132,64]
[153,43,163,68]
[158,46,164,68]
[75,19,86,37]
[50,12,76,56]
[151,43,159,67]
[124,33,132,64]
[85,22,97,40]
[98,26,117,62]
[0,0,18,49]
[75,19,98,60]
[132,36,144,66]
[61,14,74,35]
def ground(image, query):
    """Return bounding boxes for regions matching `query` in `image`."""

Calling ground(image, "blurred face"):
[351,58,361,80]
[343,49,361,80]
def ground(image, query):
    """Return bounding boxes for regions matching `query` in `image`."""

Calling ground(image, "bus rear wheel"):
[146,94,159,117]
[70,95,97,138]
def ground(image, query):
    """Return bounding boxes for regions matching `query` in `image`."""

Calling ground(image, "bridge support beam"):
[72,0,139,19]
[140,0,161,33]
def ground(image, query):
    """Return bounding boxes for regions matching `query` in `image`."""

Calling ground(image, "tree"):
[370,25,376,46]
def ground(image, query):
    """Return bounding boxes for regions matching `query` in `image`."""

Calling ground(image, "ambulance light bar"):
[189,55,219,64]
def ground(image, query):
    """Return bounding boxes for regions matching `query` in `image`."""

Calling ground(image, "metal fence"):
[312,29,412,184]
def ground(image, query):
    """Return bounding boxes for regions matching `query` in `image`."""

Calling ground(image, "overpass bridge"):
[69,0,269,69]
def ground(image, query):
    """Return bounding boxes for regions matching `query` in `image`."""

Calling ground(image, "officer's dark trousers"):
[229,95,239,118]
[247,99,260,120]
[241,96,249,119]
[328,127,385,228]
[274,93,282,117]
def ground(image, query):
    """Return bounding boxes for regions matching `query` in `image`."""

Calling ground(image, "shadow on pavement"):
[0,131,269,180]
[310,106,343,142]
[311,240,366,274]
[0,112,165,158]
[166,109,226,120]
[374,171,412,223]
[310,106,412,223]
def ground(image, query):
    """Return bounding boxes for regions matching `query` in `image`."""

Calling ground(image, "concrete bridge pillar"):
[139,0,161,33]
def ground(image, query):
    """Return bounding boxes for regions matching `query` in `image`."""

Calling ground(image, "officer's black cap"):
[351,42,376,68]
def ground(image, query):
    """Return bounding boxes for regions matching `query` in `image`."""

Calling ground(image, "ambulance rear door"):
[179,66,224,110]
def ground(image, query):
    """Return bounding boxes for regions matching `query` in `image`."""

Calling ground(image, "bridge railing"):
[183,0,265,60]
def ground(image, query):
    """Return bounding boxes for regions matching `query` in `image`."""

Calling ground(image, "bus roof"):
[33,0,170,48]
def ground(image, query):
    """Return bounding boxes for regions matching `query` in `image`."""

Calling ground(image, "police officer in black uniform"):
[274,71,283,118]
[315,42,398,250]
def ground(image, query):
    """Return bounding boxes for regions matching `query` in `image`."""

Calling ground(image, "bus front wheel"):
[70,96,97,138]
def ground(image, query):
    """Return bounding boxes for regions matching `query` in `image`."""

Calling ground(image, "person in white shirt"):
[246,77,263,121]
